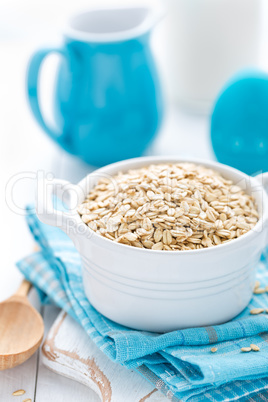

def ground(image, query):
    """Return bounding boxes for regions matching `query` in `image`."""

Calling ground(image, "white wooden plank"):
[0,353,38,402]
[42,311,167,402]
[35,305,100,402]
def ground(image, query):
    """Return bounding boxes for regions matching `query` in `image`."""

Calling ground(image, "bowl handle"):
[255,172,268,243]
[36,178,82,232]
[255,172,268,192]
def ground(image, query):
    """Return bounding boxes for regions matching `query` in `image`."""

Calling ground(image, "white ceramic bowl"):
[37,157,268,332]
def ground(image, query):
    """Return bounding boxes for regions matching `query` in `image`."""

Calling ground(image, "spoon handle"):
[15,280,32,297]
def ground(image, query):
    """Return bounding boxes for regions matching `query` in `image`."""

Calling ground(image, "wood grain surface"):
[42,311,167,402]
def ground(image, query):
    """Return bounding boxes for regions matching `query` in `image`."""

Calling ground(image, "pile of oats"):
[77,163,259,251]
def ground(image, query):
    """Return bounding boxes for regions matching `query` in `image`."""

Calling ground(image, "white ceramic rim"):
[72,155,268,256]
[63,3,164,43]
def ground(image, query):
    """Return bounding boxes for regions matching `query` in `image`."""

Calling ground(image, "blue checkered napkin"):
[17,207,268,401]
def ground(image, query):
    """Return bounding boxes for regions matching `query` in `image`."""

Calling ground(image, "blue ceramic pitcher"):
[27,6,163,167]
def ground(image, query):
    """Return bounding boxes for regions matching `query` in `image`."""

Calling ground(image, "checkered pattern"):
[17,207,268,401]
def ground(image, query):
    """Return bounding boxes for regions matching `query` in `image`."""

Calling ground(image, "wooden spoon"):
[0,280,44,370]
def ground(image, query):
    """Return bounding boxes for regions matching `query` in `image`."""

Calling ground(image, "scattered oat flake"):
[12,390,26,396]
[254,288,266,294]
[23,399,32,402]
[250,308,264,315]
[211,347,217,353]
[250,344,260,351]
[241,347,252,352]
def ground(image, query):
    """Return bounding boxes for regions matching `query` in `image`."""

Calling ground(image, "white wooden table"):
[1,3,268,399]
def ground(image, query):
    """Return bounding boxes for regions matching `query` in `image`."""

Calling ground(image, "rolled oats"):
[78,163,259,251]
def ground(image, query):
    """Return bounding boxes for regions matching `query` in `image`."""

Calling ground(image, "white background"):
[1,0,268,400]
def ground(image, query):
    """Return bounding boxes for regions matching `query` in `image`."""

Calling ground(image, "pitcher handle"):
[27,48,73,149]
